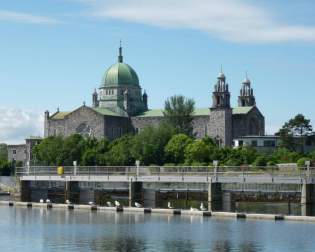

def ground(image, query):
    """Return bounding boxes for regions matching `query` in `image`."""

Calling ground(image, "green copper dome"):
[101,45,139,87]
[101,62,139,87]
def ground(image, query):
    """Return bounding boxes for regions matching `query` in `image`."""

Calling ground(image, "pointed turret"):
[212,70,230,108]
[238,73,256,107]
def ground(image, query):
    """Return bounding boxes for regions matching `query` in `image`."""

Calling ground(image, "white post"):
[213,160,218,182]
[305,160,311,182]
[135,160,140,178]
[26,161,30,175]
[73,161,77,176]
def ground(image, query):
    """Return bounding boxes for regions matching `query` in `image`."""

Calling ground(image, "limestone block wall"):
[208,108,233,146]
[192,116,210,138]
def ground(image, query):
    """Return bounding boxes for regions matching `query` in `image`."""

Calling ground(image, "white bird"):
[167,202,174,209]
[66,199,71,204]
[39,199,44,203]
[46,199,51,203]
[200,203,207,211]
[114,200,120,207]
[106,201,112,207]
[190,207,198,211]
[135,202,142,208]
[88,201,94,205]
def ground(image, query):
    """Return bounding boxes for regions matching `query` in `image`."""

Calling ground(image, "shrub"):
[297,157,311,167]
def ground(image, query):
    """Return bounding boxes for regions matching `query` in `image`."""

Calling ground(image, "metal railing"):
[16,165,315,180]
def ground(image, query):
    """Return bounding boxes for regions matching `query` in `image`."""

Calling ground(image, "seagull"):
[46,199,51,203]
[167,202,174,209]
[200,203,207,211]
[135,202,142,208]
[190,207,198,211]
[39,199,44,203]
[66,199,71,204]
[106,201,112,207]
[114,200,120,207]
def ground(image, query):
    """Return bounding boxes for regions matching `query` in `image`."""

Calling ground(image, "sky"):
[0,0,315,144]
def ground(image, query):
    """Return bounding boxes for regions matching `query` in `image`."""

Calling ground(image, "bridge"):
[16,166,315,184]
[15,166,315,215]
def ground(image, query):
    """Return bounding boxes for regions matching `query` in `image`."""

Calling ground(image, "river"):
[1,206,315,252]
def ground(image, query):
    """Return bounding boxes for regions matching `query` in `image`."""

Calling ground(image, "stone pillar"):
[301,183,315,216]
[208,182,223,211]
[20,180,31,202]
[129,181,143,207]
[65,181,80,204]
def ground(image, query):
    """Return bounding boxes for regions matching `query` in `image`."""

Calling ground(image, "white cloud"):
[0,10,59,24]
[0,107,43,144]
[81,0,315,43]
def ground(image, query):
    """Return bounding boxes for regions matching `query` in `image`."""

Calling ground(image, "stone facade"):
[7,137,42,165]
[44,47,265,147]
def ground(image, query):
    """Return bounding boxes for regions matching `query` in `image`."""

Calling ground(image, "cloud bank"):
[0,10,59,24]
[82,0,315,43]
[0,107,43,144]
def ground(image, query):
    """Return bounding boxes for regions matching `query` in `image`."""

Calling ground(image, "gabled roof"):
[50,112,71,120]
[50,106,128,120]
[232,106,254,115]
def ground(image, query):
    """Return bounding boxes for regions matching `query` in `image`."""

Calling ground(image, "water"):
[1,206,315,251]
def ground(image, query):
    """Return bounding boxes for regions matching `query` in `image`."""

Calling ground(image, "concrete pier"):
[129,181,143,207]
[65,181,80,204]
[208,182,223,211]
[20,180,31,202]
[301,183,315,216]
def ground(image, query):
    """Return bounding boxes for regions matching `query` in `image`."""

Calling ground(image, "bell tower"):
[209,70,233,147]
[238,75,256,107]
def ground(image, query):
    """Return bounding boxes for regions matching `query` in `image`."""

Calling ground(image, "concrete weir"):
[2,201,315,223]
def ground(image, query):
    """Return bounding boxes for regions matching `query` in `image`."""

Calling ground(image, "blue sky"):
[0,0,315,143]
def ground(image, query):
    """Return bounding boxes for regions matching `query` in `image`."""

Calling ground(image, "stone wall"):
[192,116,210,138]
[47,106,105,139]
[7,145,27,164]
[130,116,163,133]
[232,107,265,139]
[208,108,233,146]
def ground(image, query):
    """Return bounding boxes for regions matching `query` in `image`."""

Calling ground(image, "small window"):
[264,140,275,147]
[251,140,257,147]
[12,150,16,155]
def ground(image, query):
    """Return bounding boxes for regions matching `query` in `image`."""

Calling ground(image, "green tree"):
[165,134,193,164]
[0,144,7,161]
[105,135,135,166]
[277,114,313,153]
[82,149,98,166]
[60,134,87,165]
[184,139,210,165]
[132,123,175,165]
[163,95,195,136]
[33,136,64,165]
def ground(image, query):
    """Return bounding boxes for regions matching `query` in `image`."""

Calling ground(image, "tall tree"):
[163,95,195,136]
[277,114,313,153]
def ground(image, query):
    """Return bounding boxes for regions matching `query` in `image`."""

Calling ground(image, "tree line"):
[1,95,315,173]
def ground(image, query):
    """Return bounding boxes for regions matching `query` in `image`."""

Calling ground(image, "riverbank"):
[1,200,315,223]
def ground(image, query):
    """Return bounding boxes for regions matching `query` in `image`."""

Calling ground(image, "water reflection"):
[96,236,146,252]
[1,206,315,251]
[163,240,195,252]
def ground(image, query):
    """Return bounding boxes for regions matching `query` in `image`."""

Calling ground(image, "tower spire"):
[118,40,123,63]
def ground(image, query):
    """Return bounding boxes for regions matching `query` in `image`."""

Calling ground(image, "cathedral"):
[44,45,265,147]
